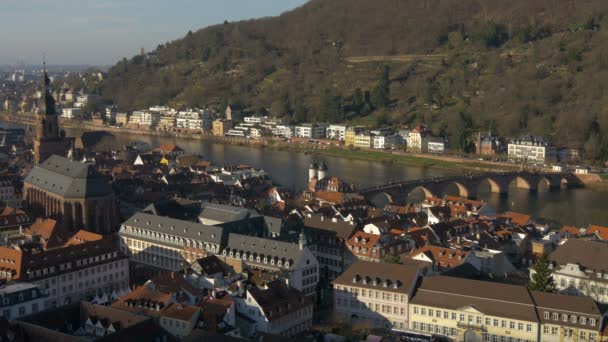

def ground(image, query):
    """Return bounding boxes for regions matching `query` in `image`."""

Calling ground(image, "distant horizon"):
[0,0,307,66]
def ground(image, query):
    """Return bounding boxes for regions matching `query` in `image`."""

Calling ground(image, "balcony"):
[457,321,487,332]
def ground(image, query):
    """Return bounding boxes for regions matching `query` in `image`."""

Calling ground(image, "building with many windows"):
[295,123,327,139]
[120,210,319,296]
[508,135,557,165]
[327,125,348,141]
[221,233,319,297]
[354,131,373,148]
[546,239,608,304]
[235,280,312,337]
[0,283,49,320]
[532,291,602,342]
[0,236,129,309]
[333,261,421,331]
[272,125,295,139]
[409,276,539,342]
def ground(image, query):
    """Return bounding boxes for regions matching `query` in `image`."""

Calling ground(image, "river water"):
[31,127,608,226]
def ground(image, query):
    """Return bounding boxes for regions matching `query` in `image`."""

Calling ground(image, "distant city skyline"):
[0,0,307,66]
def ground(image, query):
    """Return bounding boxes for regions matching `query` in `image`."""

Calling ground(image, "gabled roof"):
[25,155,113,198]
[333,260,420,294]
[223,234,306,270]
[549,239,608,272]
[409,245,469,269]
[248,280,310,322]
[121,211,227,246]
[411,276,537,322]
[303,215,357,240]
[159,303,199,322]
[587,225,608,240]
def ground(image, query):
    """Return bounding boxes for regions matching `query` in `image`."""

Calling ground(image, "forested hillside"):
[100,0,608,157]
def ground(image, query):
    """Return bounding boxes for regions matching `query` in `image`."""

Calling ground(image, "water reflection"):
[63,128,608,226]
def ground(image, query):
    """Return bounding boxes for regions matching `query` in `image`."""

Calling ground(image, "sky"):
[0,0,307,66]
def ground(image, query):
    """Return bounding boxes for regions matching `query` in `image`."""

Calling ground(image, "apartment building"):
[221,234,319,296]
[213,119,232,136]
[424,137,446,154]
[327,125,348,141]
[354,131,373,148]
[119,211,227,271]
[532,291,602,342]
[302,214,358,281]
[120,211,319,296]
[0,283,49,320]
[345,127,363,147]
[409,276,539,342]
[546,239,608,304]
[373,134,397,149]
[333,261,421,331]
[272,125,295,139]
[0,236,129,309]
[508,135,557,165]
[176,110,204,131]
[295,123,327,139]
[235,280,312,337]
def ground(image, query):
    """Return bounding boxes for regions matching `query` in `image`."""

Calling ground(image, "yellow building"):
[333,261,421,331]
[354,131,372,148]
[533,291,602,342]
[345,127,362,147]
[212,119,232,137]
[409,276,539,342]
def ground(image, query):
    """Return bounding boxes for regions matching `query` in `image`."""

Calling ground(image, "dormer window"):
[581,317,586,325]
[562,314,568,322]
[552,313,558,320]
[590,318,596,326]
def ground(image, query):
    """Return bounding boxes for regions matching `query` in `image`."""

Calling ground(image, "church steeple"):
[39,57,58,116]
[33,57,73,165]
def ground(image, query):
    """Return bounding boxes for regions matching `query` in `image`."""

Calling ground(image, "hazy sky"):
[0,0,307,66]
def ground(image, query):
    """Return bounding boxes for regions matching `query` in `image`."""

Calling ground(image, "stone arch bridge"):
[360,172,582,206]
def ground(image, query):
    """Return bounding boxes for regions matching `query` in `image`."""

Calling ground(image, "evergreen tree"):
[352,88,364,114]
[371,65,390,109]
[320,88,343,123]
[528,255,556,292]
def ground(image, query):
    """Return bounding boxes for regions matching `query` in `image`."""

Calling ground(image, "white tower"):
[318,160,328,180]
[308,161,318,181]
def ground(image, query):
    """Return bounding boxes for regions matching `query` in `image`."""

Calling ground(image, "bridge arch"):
[368,192,393,208]
[443,181,471,198]
[408,186,436,201]
[477,178,503,194]
[560,178,570,188]
[537,176,552,191]
[509,176,535,191]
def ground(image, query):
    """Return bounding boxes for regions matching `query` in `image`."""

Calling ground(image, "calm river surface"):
[55,128,608,227]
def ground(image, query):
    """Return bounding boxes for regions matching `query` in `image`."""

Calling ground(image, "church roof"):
[24,155,113,198]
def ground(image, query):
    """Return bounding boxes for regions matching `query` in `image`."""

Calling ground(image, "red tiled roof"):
[64,229,103,246]
[501,211,531,227]
[408,245,469,270]
[587,225,608,240]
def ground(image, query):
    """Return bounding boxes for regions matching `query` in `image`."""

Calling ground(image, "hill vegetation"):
[100,0,608,159]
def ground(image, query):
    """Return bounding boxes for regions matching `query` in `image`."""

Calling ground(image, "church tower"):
[33,60,73,165]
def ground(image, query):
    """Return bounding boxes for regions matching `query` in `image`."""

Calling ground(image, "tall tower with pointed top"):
[32,60,73,165]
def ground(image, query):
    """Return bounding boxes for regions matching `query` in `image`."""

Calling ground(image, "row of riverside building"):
[333,260,604,342]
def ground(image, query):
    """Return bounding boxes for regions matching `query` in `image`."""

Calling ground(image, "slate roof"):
[410,276,537,322]
[303,215,357,240]
[248,280,311,322]
[531,291,602,330]
[25,155,113,198]
[223,234,307,270]
[121,211,227,246]
[333,260,420,295]
[199,202,259,224]
[549,239,608,272]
